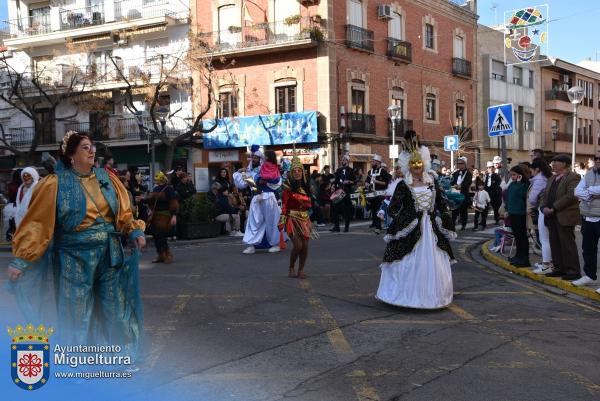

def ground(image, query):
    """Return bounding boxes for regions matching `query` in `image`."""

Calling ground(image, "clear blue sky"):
[1,1,599,63]
[478,0,600,64]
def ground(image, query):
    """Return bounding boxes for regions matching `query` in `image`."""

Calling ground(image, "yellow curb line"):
[481,240,600,302]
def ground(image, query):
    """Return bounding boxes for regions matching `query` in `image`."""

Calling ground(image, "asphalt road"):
[1,224,600,401]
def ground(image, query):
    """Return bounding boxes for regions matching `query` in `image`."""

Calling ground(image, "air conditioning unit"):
[377,4,393,20]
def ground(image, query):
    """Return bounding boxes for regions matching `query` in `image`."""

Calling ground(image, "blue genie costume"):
[9,163,145,361]
[233,145,282,253]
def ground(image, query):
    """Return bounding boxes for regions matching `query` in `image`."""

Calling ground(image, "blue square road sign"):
[487,103,514,137]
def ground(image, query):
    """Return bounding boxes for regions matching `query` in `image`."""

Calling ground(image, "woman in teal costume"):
[7,132,146,361]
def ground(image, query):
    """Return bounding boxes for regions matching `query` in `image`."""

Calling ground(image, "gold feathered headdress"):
[397,130,432,184]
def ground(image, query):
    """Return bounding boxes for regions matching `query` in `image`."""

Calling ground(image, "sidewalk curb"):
[481,240,600,302]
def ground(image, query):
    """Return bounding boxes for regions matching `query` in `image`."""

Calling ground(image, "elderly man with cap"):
[366,154,392,233]
[540,154,582,280]
[330,154,356,232]
[483,160,503,224]
[451,156,472,230]
[147,171,179,263]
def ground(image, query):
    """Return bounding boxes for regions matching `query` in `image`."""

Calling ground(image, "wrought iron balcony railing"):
[545,89,570,102]
[1,14,51,38]
[386,38,412,63]
[7,127,35,147]
[452,57,471,78]
[198,17,321,53]
[59,4,105,30]
[346,113,376,135]
[345,25,374,53]
[388,119,413,138]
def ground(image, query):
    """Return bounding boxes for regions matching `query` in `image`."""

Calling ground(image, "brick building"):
[540,58,600,166]
[191,0,478,178]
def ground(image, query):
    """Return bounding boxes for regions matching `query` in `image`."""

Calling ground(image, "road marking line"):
[230,320,317,327]
[145,294,191,370]
[299,280,380,401]
[457,290,535,295]
[448,304,479,321]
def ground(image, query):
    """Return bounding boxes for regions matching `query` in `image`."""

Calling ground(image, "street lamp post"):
[567,85,585,165]
[387,104,402,170]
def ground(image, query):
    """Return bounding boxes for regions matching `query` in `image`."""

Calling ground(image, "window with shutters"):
[513,66,522,85]
[389,12,403,40]
[351,87,365,114]
[218,91,238,118]
[275,85,296,113]
[348,0,363,28]
[425,94,436,121]
[453,35,464,59]
[492,60,506,81]
[425,24,434,49]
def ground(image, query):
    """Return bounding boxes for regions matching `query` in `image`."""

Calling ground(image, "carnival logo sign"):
[8,324,53,391]
[504,4,549,65]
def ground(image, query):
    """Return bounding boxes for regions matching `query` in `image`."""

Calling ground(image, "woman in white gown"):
[376,132,457,309]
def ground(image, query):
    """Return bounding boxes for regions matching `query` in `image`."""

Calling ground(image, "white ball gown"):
[376,185,455,309]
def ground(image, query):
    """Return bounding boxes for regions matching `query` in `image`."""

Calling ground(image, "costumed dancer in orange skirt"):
[279,155,317,278]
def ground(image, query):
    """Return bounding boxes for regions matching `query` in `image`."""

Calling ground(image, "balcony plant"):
[284,14,301,25]
[228,25,242,33]
[301,26,324,42]
[177,194,222,239]
[310,14,323,24]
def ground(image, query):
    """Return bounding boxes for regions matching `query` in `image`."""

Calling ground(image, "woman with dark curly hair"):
[7,131,146,361]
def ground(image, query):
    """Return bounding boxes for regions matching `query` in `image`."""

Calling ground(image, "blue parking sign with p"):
[444,135,459,151]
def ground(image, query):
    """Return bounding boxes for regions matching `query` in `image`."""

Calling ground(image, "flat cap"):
[552,154,572,165]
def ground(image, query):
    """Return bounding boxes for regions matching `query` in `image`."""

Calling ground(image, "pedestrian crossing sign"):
[487,103,514,137]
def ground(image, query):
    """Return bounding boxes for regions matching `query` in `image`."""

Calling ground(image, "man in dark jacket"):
[366,154,392,233]
[330,155,356,232]
[451,156,472,230]
[483,161,503,224]
[176,173,197,203]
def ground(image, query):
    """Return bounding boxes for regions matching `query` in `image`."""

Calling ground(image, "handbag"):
[330,188,346,204]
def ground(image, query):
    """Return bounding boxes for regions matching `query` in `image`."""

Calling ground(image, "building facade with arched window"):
[191,0,477,178]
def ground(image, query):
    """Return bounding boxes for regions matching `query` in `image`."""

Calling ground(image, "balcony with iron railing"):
[346,113,376,136]
[1,14,52,38]
[7,127,35,147]
[63,121,111,141]
[388,119,413,138]
[386,38,412,63]
[551,131,572,142]
[452,57,471,78]
[2,0,187,40]
[545,89,573,113]
[198,17,321,55]
[114,0,177,22]
[345,25,374,53]
[59,4,105,31]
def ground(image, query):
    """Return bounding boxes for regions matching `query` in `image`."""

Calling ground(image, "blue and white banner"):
[203,111,318,149]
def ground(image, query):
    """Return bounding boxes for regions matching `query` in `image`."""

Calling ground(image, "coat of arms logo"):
[8,324,53,390]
